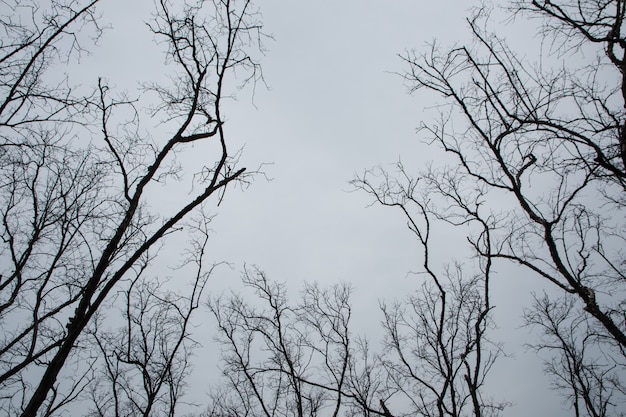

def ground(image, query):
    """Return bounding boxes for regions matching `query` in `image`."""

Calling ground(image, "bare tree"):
[0,0,102,131]
[380,0,626,415]
[401,2,625,342]
[524,294,626,417]
[207,268,394,417]
[85,214,216,417]
[207,250,500,417]
[0,0,264,415]
[208,268,339,417]
[353,163,503,417]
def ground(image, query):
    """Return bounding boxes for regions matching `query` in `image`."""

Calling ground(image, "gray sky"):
[79,1,570,415]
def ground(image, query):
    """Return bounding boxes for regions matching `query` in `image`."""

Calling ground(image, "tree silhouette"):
[0,0,264,415]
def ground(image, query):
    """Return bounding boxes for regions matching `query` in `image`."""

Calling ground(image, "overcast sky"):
[78,1,570,415]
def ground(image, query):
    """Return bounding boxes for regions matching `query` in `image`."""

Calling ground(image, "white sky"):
[76,0,571,415]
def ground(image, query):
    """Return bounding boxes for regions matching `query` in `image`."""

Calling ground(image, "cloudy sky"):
[78,0,568,415]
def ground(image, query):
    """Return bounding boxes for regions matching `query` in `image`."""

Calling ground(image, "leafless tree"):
[353,163,503,417]
[85,214,216,417]
[524,293,626,417]
[207,268,345,417]
[380,0,626,415]
[207,268,398,417]
[207,251,501,417]
[0,0,264,415]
